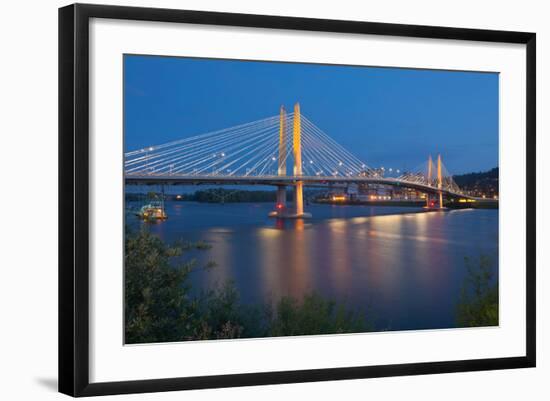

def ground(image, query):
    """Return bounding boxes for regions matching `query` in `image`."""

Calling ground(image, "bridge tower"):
[276,105,287,207]
[426,154,433,207]
[293,103,304,216]
[437,154,443,208]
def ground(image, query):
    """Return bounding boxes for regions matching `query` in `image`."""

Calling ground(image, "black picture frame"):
[59,3,536,397]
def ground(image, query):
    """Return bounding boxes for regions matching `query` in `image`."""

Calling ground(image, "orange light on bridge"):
[332,195,346,201]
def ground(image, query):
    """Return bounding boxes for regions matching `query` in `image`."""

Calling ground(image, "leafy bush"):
[124,228,206,343]
[125,228,371,343]
[268,293,368,336]
[456,255,498,327]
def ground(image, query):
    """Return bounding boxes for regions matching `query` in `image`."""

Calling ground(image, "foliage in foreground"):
[269,294,368,336]
[125,229,369,344]
[456,255,499,327]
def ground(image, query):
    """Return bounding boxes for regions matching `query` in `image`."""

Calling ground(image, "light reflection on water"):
[130,201,498,331]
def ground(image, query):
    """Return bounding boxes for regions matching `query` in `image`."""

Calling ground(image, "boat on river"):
[136,201,167,221]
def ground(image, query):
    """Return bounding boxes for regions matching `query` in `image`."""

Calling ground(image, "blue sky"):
[124,55,498,174]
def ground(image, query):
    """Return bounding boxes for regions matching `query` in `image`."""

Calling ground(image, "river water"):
[129,201,498,331]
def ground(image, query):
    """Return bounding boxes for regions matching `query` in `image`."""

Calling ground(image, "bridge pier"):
[276,185,286,207]
[289,104,310,218]
[437,155,445,209]
[270,105,290,218]
[423,154,446,209]
[294,181,304,216]
[269,103,311,219]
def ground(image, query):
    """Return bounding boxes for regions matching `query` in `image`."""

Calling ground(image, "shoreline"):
[314,199,498,210]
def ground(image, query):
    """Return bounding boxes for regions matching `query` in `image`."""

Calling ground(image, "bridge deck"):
[125,174,478,200]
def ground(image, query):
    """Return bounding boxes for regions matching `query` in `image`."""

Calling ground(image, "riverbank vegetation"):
[126,188,327,204]
[125,228,370,344]
[191,188,277,203]
[125,227,498,343]
[456,255,498,327]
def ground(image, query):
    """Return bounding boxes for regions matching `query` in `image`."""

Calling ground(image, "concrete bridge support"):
[270,103,310,218]
[276,185,286,207]
[270,105,288,217]
[276,105,287,208]
[426,155,433,208]
[424,154,445,209]
[437,154,444,209]
[293,103,305,217]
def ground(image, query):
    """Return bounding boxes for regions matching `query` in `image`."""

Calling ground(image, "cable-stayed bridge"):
[125,103,473,218]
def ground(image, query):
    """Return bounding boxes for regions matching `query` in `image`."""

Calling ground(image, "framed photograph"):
[59,3,536,397]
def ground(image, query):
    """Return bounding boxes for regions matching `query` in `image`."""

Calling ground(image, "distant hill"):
[453,167,498,197]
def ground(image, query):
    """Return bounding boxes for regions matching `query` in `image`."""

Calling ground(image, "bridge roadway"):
[125,174,478,200]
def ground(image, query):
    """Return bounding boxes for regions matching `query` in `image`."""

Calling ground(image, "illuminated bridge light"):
[124,108,463,212]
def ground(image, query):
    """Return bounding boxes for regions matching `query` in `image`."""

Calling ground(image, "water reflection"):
[133,201,498,331]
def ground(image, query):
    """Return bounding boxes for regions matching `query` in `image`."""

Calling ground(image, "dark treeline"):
[124,189,277,203]
[183,188,324,203]
[191,188,277,203]
[126,188,324,203]
[453,167,498,193]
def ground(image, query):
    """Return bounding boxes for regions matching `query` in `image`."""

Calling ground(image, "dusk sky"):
[124,55,498,175]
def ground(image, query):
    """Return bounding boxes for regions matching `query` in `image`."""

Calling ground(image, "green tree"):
[269,293,369,336]
[456,255,498,327]
[193,282,268,340]
[124,228,213,343]
[125,228,373,343]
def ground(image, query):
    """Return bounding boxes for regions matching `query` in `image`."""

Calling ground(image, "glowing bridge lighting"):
[125,106,466,214]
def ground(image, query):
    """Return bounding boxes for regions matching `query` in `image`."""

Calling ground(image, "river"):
[128,201,498,331]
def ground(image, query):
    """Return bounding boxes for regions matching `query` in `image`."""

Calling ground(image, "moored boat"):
[137,201,167,221]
